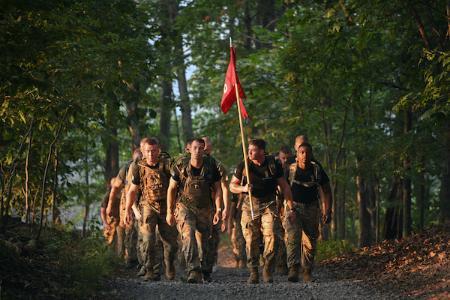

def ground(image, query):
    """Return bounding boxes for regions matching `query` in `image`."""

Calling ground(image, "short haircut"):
[140,137,160,146]
[279,145,291,155]
[185,138,193,147]
[295,134,309,143]
[249,138,266,151]
[192,138,205,145]
[133,148,142,156]
[298,142,313,151]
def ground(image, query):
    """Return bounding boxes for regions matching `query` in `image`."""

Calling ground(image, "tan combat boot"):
[238,259,246,269]
[137,265,146,277]
[143,271,161,282]
[287,264,299,282]
[247,267,259,284]
[302,268,312,282]
[262,266,273,283]
[165,262,176,281]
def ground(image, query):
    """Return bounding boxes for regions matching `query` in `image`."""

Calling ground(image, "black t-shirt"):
[234,157,284,198]
[290,163,329,204]
[171,161,221,184]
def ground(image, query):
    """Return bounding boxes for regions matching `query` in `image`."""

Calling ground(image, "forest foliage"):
[0,0,449,246]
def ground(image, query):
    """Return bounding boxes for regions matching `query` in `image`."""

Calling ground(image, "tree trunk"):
[25,120,34,224]
[417,155,426,231]
[439,122,450,223]
[159,80,173,151]
[402,109,412,237]
[256,0,276,33]
[338,179,346,239]
[104,95,120,181]
[356,172,372,247]
[174,32,193,142]
[2,119,34,225]
[36,115,65,241]
[173,107,182,153]
[331,181,338,239]
[157,0,175,151]
[51,151,61,225]
[125,83,141,150]
[82,136,90,237]
[384,177,403,240]
[244,0,253,50]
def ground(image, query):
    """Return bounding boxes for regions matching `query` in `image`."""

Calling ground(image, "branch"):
[407,1,431,49]
[36,110,67,241]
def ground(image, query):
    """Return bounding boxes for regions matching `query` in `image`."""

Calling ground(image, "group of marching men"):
[100,135,332,284]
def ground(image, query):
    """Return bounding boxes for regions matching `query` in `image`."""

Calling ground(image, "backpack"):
[288,161,321,188]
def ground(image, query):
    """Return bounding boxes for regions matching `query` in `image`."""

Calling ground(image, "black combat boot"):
[202,271,212,282]
[247,267,259,284]
[287,264,299,282]
[276,263,288,275]
[187,270,202,284]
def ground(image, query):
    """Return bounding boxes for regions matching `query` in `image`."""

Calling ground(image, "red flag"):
[221,46,248,119]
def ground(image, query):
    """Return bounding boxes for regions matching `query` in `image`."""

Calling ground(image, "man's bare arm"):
[230,175,248,194]
[124,183,139,225]
[277,177,294,211]
[106,178,123,216]
[221,179,229,220]
[213,180,222,225]
[166,178,178,226]
[320,182,332,224]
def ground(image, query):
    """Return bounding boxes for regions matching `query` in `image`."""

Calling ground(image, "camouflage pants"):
[231,209,246,262]
[241,197,278,270]
[283,202,319,271]
[205,221,221,269]
[139,202,178,275]
[118,194,138,264]
[175,203,212,274]
[274,200,287,272]
[275,216,287,271]
[121,221,138,264]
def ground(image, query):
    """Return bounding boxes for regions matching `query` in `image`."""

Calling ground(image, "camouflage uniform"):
[118,161,138,266]
[132,157,178,280]
[172,158,221,279]
[234,156,284,281]
[205,157,226,270]
[284,161,329,276]
[230,194,246,267]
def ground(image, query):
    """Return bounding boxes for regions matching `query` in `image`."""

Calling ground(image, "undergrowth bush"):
[316,239,354,262]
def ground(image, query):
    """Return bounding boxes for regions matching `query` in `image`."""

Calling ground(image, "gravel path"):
[109,266,395,300]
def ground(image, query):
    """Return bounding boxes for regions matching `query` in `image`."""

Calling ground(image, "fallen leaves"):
[320,224,450,298]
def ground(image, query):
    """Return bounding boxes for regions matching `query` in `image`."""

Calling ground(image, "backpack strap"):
[288,163,297,186]
[266,155,277,177]
[310,161,321,183]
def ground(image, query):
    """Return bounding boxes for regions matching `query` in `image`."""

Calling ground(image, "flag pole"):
[230,38,255,220]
